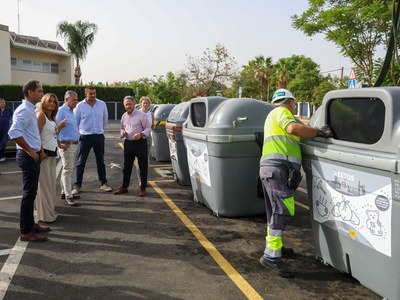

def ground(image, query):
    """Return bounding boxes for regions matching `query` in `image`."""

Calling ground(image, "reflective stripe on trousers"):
[264,227,283,259]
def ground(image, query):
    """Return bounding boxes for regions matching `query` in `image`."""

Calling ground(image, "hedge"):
[0,84,134,103]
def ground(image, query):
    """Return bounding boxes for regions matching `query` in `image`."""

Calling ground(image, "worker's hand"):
[316,125,334,138]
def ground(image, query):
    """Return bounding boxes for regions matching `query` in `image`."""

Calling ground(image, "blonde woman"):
[133,96,153,186]
[35,93,66,222]
[139,96,154,161]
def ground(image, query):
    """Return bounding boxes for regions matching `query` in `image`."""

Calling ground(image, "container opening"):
[328,97,385,144]
[191,102,206,127]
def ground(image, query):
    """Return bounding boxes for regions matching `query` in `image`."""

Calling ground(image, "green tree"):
[150,72,185,104]
[274,59,291,89]
[185,43,238,97]
[57,20,98,85]
[287,55,322,104]
[249,56,273,100]
[313,77,337,108]
[292,0,392,86]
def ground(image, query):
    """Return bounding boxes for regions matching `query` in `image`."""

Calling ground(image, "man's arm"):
[13,137,39,161]
[286,123,317,138]
[287,122,333,139]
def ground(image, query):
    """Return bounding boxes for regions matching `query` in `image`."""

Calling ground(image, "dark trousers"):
[75,134,107,187]
[122,139,148,189]
[0,130,8,158]
[16,150,41,234]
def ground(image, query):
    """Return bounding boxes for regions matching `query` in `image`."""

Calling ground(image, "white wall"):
[0,25,12,84]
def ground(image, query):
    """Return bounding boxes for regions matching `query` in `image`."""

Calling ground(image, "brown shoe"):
[139,188,146,197]
[20,233,48,242]
[114,186,128,195]
[65,198,79,207]
[32,224,51,233]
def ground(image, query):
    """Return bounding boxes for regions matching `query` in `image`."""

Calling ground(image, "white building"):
[0,24,73,85]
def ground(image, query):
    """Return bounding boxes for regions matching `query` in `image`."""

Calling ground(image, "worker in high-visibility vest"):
[259,89,333,278]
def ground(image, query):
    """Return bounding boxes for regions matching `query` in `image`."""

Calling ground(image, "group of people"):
[6,79,334,279]
[7,79,153,242]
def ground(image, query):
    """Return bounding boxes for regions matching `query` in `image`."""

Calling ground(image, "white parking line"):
[0,159,63,300]
[0,171,21,175]
[0,240,27,299]
[0,196,21,201]
[0,250,11,257]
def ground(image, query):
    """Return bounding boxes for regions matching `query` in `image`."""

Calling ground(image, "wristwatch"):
[141,133,146,139]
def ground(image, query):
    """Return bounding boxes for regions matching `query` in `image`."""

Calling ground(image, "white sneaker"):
[100,183,112,192]
[72,185,80,195]
[0,157,6,162]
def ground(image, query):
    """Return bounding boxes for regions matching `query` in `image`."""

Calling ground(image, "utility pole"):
[340,66,344,88]
[17,0,21,34]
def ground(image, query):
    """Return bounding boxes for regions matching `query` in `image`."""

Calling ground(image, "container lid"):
[153,104,176,121]
[184,97,273,141]
[166,102,190,125]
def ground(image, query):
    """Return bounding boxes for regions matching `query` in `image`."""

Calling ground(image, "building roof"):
[9,31,69,56]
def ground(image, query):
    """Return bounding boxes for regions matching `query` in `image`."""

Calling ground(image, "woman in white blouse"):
[35,93,66,222]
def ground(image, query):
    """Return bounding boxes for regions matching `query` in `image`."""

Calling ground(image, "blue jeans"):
[0,130,8,158]
[16,150,41,234]
[75,134,107,187]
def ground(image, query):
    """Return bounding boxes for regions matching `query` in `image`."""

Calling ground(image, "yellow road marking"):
[149,181,263,300]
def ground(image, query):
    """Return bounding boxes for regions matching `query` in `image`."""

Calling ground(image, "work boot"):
[282,247,295,258]
[260,256,294,278]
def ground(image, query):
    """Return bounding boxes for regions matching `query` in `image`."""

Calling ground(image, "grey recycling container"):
[182,96,274,217]
[151,104,176,162]
[166,102,191,186]
[302,87,400,300]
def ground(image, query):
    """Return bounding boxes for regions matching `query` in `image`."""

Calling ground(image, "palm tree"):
[275,60,290,89]
[56,20,98,85]
[249,56,273,101]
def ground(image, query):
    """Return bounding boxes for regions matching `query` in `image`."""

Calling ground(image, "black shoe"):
[282,247,295,258]
[61,194,80,200]
[260,256,294,278]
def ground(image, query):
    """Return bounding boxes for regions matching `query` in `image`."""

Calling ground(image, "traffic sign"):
[348,79,357,88]
[349,68,356,80]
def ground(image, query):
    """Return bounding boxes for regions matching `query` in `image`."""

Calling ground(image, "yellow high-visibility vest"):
[260,107,301,166]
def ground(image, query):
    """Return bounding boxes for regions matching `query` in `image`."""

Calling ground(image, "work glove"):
[316,125,334,138]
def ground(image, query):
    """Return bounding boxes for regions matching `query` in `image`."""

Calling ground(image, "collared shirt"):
[121,109,151,141]
[0,106,13,131]
[8,99,41,151]
[74,98,108,135]
[56,103,79,142]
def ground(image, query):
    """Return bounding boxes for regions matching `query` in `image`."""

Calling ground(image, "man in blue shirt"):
[8,80,51,242]
[56,90,80,206]
[0,98,13,162]
[72,86,112,194]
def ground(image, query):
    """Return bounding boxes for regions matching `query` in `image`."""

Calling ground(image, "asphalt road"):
[0,129,380,300]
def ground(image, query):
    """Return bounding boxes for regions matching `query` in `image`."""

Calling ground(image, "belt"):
[60,140,79,145]
[125,139,143,143]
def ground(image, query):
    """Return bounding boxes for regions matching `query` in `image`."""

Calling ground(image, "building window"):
[22,59,32,70]
[10,57,59,74]
[51,63,58,73]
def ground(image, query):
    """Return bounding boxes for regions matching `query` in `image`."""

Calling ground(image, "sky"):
[1,0,353,84]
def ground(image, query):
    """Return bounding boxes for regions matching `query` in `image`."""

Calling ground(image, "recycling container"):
[182,96,274,217]
[151,104,176,162]
[301,87,400,300]
[166,102,191,186]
